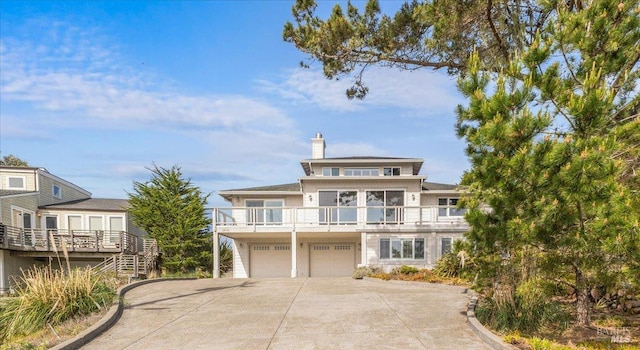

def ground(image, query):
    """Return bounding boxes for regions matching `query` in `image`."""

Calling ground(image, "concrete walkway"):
[83,278,491,350]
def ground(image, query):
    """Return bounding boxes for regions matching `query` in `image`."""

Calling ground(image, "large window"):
[322,167,339,176]
[246,200,283,225]
[344,168,379,176]
[318,191,357,224]
[366,190,404,224]
[380,238,424,260]
[438,198,467,217]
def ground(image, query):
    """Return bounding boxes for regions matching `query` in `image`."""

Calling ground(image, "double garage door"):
[249,243,355,278]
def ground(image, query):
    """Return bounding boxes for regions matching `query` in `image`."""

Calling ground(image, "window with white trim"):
[366,190,404,224]
[318,190,357,224]
[383,167,401,176]
[246,200,283,224]
[52,185,62,199]
[344,168,379,176]
[322,167,339,176]
[438,197,467,217]
[379,238,425,260]
[7,176,26,189]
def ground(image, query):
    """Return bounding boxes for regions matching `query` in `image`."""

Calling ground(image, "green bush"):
[0,265,116,342]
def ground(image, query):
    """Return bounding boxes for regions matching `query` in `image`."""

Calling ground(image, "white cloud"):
[258,67,463,115]
[0,25,292,132]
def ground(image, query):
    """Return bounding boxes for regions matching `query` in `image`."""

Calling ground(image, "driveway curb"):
[466,295,517,350]
[51,278,197,350]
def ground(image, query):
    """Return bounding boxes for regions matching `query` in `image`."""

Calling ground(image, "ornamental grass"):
[0,264,116,342]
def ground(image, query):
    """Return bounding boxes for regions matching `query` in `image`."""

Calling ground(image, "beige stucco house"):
[0,166,147,294]
[211,134,469,278]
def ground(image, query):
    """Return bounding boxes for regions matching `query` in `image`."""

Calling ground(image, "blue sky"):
[0,1,469,206]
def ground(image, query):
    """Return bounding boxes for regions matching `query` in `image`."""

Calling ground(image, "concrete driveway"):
[83,278,491,350]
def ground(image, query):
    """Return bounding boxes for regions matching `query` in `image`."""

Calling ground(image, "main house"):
[0,166,151,294]
[211,134,469,278]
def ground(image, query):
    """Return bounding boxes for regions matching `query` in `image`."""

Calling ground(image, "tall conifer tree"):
[456,0,640,325]
[128,165,211,274]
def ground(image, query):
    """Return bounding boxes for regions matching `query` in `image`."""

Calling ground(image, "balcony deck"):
[212,206,469,235]
[0,225,139,255]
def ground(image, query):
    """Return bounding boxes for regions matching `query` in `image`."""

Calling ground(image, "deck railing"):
[212,205,468,229]
[0,225,138,254]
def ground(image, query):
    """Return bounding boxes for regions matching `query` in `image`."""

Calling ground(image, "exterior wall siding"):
[0,169,37,191]
[1,253,46,294]
[2,194,40,227]
[233,239,249,278]
[37,175,90,206]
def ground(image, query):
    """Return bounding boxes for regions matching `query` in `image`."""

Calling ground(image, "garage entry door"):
[250,244,291,278]
[310,244,355,277]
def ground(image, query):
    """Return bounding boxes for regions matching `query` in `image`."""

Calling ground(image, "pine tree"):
[456,0,640,326]
[128,165,211,274]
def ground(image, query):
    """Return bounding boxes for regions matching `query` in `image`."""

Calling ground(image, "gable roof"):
[40,198,130,211]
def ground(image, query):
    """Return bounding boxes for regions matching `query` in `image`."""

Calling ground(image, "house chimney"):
[311,133,325,159]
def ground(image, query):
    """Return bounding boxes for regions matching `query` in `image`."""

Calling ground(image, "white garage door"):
[250,244,291,278]
[310,244,355,277]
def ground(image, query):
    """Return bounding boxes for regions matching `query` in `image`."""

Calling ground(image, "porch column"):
[213,230,220,278]
[360,232,367,266]
[291,230,297,278]
[429,231,437,265]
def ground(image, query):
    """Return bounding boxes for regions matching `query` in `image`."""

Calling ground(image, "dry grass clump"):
[0,265,116,343]
[361,265,468,285]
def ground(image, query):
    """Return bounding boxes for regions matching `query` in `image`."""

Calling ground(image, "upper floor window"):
[318,190,357,224]
[322,167,339,176]
[438,198,467,217]
[53,185,62,199]
[383,167,401,176]
[7,176,26,189]
[344,168,379,176]
[246,200,283,224]
[366,190,404,224]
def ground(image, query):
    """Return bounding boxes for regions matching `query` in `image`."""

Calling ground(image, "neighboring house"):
[211,134,469,278]
[0,166,148,294]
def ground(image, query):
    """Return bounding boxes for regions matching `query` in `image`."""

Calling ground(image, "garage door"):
[250,244,291,278]
[310,244,355,277]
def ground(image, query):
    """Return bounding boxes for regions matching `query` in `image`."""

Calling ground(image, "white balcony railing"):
[212,206,467,229]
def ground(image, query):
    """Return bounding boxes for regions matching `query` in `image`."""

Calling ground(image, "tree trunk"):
[575,271,591,325]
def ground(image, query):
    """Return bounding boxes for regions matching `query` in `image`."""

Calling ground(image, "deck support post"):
[291,230,297,278]
[213,230,220,278]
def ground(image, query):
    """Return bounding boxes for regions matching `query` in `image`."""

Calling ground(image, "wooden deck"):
[0,225,139,255]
